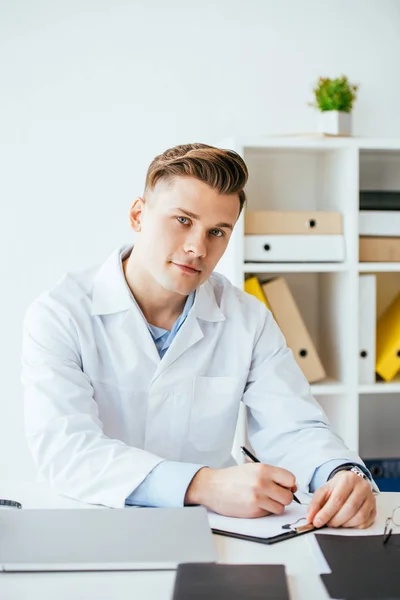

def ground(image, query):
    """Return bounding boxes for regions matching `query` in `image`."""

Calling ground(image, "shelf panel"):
[311,379,348,396]
[359,375,400,394]
[358,262,400,272]
[244,262,349,273]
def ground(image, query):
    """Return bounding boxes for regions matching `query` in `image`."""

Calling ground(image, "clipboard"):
[212,522,324,545]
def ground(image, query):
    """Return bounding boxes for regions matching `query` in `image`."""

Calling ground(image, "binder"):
[359,211,400,236]
[244,235,345,262]
[358,275,376,384]
[376,290,400,381]
[261,277,326,383]
[359,236,400,262]
[360,190,400,211]
[245,210,342,235]
[172,563,290,600]
[244,276,270,308]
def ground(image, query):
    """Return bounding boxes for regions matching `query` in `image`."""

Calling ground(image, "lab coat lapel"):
[121,306,161,366]
[154,279,225,377]
[91,245,160,366]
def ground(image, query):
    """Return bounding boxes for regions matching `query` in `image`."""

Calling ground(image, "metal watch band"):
[327,463,368,482]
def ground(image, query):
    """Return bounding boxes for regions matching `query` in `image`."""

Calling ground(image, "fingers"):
[307,470,376,529]
[256,494,288,515]
[306,486,329,525]
[341,496,377,529]
[324,490,366,528]
[309,479,353,527]
[251,465,297,515]
[269,465,296,490]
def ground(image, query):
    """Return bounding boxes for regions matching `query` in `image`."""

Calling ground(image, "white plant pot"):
[318,110,352,136]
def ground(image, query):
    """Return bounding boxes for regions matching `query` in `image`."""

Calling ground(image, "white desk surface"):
[0,481,398,600]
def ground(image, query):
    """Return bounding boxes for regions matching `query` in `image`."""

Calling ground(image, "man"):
[22,143,376,529]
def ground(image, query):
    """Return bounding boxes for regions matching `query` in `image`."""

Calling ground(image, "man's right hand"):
[184,463,297,518]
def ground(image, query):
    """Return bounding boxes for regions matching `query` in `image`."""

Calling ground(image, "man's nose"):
[183,232,207,257]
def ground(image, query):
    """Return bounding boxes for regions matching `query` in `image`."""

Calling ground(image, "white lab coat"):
[22,245,364,508]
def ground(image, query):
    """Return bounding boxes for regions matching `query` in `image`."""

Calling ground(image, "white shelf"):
[217,136,400,455]
[244,262,349,273]
[233,136,400,152]
[311,380,348,396]
[359,375,400,394]
[358,262,400,272]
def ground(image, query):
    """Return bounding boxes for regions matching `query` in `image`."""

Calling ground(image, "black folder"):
[172,563,289,600]
[317,533,400,599]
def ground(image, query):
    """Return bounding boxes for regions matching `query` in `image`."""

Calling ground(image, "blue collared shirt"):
[125,294,369,507]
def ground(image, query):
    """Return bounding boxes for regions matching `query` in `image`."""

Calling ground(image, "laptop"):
[0,506,216,572]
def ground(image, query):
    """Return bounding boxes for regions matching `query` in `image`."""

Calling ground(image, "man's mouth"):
[172,262,201,274]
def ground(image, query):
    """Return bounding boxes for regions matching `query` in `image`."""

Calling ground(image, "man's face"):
[131,176,240,296]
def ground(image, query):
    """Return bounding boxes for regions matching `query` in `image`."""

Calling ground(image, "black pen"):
[240,445,301,505]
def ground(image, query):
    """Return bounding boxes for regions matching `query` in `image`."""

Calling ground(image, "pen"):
[240,445,301,505]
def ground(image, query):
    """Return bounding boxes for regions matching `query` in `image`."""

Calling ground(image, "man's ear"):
[129,197,145,232]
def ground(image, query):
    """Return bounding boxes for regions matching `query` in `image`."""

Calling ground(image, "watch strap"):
[327,463,369,482]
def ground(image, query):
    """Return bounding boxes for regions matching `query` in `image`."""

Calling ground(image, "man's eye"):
[177,216,189,225]
[210,229,224,237]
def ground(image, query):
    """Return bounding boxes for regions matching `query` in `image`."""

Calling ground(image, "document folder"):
[358,274,377,384]
[262,277,326,383]
[244,276,270,308]
[376,290,400,381]
[172,563,289,600]
[317,533,400,599]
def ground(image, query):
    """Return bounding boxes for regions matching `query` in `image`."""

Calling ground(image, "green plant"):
[310,75,359,112]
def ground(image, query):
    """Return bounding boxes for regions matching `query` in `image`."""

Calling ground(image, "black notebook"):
[172,563,289,600]
[317,533,400,599]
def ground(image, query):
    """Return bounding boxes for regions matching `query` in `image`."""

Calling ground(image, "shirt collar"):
[91,244,225,323]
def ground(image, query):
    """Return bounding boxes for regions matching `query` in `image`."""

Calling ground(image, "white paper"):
[208,502,308,539]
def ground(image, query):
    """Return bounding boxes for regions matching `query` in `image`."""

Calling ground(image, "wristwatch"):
[328,463,369,482]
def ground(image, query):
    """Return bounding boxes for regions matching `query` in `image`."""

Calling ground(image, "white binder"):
[358,274,377,384]
[244,235,345,262]
[359,211,400,236]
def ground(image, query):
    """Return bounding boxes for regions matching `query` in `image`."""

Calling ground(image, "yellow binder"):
[244,276,270,309]
[376,290,400,381]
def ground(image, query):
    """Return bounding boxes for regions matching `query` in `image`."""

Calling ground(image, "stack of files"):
[244,276,326,383]
[376,289,400,381]
[244,210,344,262]
[359,190,400,262]
[358,275,377,384]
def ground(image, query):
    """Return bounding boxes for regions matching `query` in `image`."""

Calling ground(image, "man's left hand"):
[306,470,376,529]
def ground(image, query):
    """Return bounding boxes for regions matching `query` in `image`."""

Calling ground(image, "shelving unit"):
[217,135,400,462]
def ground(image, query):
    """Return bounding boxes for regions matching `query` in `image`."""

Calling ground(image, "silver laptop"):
[0,506,216,572]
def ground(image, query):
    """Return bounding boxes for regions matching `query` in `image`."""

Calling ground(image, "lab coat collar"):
[91,245,134,315]
[193,280,225,323]
[91,245,226,323]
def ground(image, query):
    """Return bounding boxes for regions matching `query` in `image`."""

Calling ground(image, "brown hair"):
[144,143,248,214]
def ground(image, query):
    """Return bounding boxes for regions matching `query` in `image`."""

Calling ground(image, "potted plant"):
[310,75,359,136]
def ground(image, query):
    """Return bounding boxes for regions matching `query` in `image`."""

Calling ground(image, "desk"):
[0,482,399,600]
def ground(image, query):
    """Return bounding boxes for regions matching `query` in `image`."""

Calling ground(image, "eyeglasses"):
[383,506,400,545]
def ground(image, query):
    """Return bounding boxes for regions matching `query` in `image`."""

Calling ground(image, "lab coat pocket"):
[189,376,241,452]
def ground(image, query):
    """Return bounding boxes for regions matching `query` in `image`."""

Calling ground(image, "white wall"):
[1,0,400,481]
